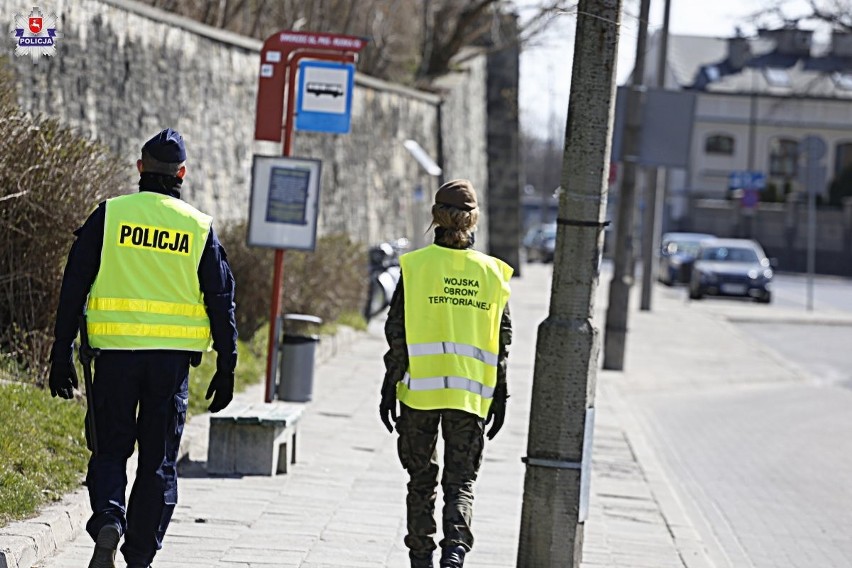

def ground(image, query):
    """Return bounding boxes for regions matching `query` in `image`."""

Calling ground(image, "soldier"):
[380,179,512,568]
[48,129,238,568]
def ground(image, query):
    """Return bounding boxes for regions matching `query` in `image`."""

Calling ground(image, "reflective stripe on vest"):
[86,192,213,351]
[88,322,211,340]
[408,341,499,367]
[398,245,512,418]
[88,297,207,318]
[402,373,495,399]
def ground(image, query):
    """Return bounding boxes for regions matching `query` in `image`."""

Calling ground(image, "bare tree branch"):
[134,0,569,85]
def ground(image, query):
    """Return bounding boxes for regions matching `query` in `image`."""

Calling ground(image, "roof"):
[642,30,852,99]
[645,34,728,88]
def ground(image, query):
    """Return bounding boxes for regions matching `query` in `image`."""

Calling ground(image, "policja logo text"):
[118,223,193,255]
[9,6,61,63]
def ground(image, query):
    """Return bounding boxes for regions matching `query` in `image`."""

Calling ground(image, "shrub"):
[216,221,368,340]
[0,57,124,382]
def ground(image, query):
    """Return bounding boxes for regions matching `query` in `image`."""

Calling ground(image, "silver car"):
[689,238,774,303]
[658,232,716,285]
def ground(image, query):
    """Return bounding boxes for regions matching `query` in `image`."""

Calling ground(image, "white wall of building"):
[689,92,852,196]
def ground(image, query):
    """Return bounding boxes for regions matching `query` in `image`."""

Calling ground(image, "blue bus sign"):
[296,61,355,134]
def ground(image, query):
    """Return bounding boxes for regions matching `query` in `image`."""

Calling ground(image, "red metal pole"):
[264,249,285,402]
[263,49,357,402]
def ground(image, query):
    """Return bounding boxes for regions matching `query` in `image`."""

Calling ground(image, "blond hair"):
[430,203,479,248]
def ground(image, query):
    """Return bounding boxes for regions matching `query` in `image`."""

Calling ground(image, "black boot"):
[410,551,434,568]
[439,545,466,567]
[87,524,120,568]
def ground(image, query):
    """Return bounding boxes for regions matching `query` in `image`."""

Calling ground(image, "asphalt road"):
[771,272,852,313]
[627,271,852,568]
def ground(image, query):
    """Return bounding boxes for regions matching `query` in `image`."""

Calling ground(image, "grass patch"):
[0,382,88,528]
[320,310,368,334]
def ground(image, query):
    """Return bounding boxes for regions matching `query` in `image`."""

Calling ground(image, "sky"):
[517,0,815,138]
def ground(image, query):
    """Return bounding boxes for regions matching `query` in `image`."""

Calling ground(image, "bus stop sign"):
[296,61,355,134]
[255,31,366,142]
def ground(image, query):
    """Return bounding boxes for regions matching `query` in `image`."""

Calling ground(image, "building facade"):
[620,27,852,274]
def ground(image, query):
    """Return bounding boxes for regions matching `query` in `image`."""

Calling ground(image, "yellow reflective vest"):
[398,244,512,418]
[86,192,213,351]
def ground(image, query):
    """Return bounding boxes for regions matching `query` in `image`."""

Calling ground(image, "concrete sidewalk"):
[8,262,788,568]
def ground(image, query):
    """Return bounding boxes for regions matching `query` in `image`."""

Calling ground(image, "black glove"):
[485,383,508,440]
[205,369,234,413]
[379,379,398,433]
[48,342,78,399]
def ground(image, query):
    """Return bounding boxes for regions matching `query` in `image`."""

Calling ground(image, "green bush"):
[0,56,124,382]
[217,222,369,340]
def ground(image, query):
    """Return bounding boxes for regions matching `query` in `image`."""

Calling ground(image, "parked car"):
[522,222,557,263]
[658,232,716,285]
[689,238,774,303]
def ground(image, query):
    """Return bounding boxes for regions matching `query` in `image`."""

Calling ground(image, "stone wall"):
[7,0,489,247]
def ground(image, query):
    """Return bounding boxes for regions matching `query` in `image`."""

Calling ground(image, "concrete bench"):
[207,402,304,476]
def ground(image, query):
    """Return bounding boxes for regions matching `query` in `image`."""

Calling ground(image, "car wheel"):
[756,293,771,304]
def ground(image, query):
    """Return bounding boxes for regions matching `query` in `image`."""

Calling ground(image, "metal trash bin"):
[277,314,322,402]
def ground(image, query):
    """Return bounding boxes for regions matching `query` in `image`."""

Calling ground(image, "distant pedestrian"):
[48,128,238,568]
[380,179,513,568]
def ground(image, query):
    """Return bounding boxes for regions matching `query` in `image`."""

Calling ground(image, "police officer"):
[48,128,238,568]
[380,179,512,568]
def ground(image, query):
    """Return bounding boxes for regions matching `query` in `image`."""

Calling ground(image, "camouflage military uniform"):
[382,238,512,561]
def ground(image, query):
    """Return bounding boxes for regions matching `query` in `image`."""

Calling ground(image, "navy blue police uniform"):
[48,129,237,568]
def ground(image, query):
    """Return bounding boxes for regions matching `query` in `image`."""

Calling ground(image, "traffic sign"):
[296,61,354,134]
[801,135,827,162]
[728,170,765,191]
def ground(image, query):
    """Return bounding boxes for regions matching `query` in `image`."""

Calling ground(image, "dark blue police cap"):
[142,128,186,163]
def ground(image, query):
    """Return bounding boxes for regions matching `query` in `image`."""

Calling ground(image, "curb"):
[725,315,852,327]
[0,490,89,568]
[0,325,363,568]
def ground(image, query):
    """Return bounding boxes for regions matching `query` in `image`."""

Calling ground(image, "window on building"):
[769,138,799,178]
[835,143,852,176]
[705,65,721,82]
[833,73,852,91]
[764,68,792,88]
[705,134,735,156]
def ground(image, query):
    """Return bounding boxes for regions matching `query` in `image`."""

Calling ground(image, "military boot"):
[87,524,120,568]
[410,551,434,568]
[439,545,466,567]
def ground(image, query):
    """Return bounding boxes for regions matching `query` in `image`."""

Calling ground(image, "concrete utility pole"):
[516,0,622,565]
[639,0,672,311]
[602,0,651,370]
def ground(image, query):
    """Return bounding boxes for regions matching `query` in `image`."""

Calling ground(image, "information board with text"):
[248,155,322,250]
